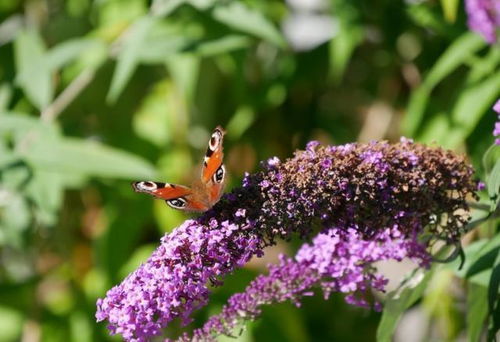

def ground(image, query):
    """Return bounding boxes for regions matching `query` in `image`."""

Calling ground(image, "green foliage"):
[0,0,498,341]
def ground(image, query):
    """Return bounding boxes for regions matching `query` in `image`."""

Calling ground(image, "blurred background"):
[0,0,498,341]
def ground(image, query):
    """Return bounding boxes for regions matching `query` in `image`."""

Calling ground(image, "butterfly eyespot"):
[166,198,187,209]
[137,181,157,191]
[209,131,222,151]
[213,165,225,184]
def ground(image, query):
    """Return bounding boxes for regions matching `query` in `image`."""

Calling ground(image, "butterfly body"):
[132,127,226,212]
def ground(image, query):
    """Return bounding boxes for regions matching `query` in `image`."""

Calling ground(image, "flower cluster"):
[176,225,431,341]
[95,218,263,340]
[494,99,500,145]
[465,0,500,44]
[96,139,477,341]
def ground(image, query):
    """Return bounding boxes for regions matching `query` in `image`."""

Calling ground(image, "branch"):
[40,68,95,122]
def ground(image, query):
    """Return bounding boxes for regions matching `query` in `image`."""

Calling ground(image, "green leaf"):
[466,246,500,280]
[487,157,500,201]
[69,311,93,342]
[119,244,156,278]
[1,194,31,243]
[402,85,432,136]
[25,170,64,226]
[329,0,364,83]
[0,306,23,342]
[136,21,193,64]
[107,16,157,103]
[407,4,454,36]
[377,269,434,342]
[0,84,12,112]
[212,2,285,48]
[166,54,199,102]
[452,72,500,133]
[151,0,185,16]
[46,38,102,70]
[450,236,500,287]
[0,159,32,192]
[456,236,500,276]
[467,46,500,84]
[226,106,255,140]
[466,284,488,342]
[482,144,500,175]
[440,0,459,22]
[190,35,251,57]
[487,252,500,339]
[426,32,486,88]
[0,112,58,134]
[402,32,487,136]
[151,0,215,16]
[133,79,188,146]
[24,137,157,179]
[0,113,59,149]
[14,30,53,110]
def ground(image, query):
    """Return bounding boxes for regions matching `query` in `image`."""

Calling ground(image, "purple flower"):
[477,181,486,191]
[494,99,500,145]
[175,225,430,342]
[96,140,477,341]
[465,0,500,43]
[96,219,263,341]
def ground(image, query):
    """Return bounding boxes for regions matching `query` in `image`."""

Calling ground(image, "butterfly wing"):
[201,126,226,204]
[131,181,209,211]
[132,126,226,212]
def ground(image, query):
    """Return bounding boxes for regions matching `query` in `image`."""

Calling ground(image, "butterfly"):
[132,126,226,212]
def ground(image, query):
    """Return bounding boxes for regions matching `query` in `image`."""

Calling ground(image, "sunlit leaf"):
[153,199,186,233]
[377,269,434,342]
[450,237,500,287]
[192,35,251,56]
[226,106,255,140]
[0,84,12,112]
[133,79,188,146]
[138,36,191,63]
[0,112,59,140]
[24,137,157,179]
[25,170,64,226]
[329,0,363,83]
[452,72,500,132]
[416,112,449,145]
[151,0,185,16]
[0,306,23,342]
[487,158,500,202]
[212,2,285,47]
[487,252,500,339]
[467,47,500,84]
[151,0,214,16]
[466,284,488,342]
[426,32,486,88]
[482,145,500,176]
[47,38,102,70]
[107,16,157,103]
[440,0,459,22]
[136,21,193,63]
[69,311,93,342]
[1,194,31,245]
[119,244,156,278]
[166,55,200,103]
[402,32,487,136]
[402,86,432,137]
[406,4,454,36]
[14,30,53,110]
[0,159,32,191]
